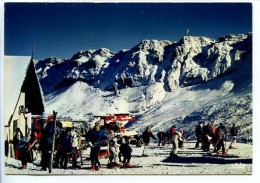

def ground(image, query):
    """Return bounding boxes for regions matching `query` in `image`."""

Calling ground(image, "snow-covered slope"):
[36,33,252,142]
[5,142,252,175]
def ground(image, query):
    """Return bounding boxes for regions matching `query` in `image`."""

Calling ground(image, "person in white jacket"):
[108,137,120,168]
[71,129,81,169]
[170,130,185,158]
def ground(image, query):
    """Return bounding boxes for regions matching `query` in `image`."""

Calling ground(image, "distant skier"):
[86,122,108,171]
[213,123,227,155]
[118,138,133,168]
[170,130,185,158]
[229,123,238,149]
[107,136,120,168]
[195,122,203,148]
[157,130,166,146]
[142,126,156,156]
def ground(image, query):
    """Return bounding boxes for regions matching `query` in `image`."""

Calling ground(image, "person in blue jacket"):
[58,128,72,169]
[86,122,108,171]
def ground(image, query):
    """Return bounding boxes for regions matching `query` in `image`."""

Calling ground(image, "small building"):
[4,55,45,158]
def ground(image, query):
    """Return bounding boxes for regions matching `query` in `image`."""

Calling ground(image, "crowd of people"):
[11,112,239,172]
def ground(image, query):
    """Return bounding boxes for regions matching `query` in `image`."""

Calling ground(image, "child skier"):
[118,138,133,168]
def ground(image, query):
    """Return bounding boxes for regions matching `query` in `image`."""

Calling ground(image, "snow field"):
[5,142,252,175]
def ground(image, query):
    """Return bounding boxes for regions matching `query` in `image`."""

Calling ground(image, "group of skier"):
[195,121,238,155]
[11,111,239,171]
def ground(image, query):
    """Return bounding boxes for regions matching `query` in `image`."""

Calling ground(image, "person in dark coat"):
[201,122,213,151]
[58,128,72,169]
[157,130,166,146]
[19,136,31,169]
[118,138,133,168]
[39,112,60,171]
[195,122,203,148]
[142,126,156,156]
[86,122,108,171]
[229,123,238,149]
[214,123,227,155]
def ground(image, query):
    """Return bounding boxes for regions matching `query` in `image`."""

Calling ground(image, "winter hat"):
[41,112,48,120]
[178,130,183,134]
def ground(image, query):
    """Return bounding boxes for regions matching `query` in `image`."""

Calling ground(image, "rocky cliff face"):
[36,33,252,96]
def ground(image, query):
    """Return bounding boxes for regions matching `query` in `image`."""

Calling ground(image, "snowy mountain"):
[35,33,252,142]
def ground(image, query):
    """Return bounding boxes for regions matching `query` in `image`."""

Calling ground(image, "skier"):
[86,122,108,171]
[71,127,81,169]
[229,123,238,149]
[142,126,156,156]
[213,123,228,155]
[201,122,213,151]
[195,122,203,148]
[30,131,40,161]
[157,130,166,146]
[19,136,31,169]
[58,128,72,169]
[13,128,24,160]
[118,138,133,168]
[170,130,185,158]
[134,134,142,147]
[39,112,60,171]
[168,125,176,142]
[107,136,120,168]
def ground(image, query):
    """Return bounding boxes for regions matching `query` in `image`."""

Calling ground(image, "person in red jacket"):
[168,125,176,142]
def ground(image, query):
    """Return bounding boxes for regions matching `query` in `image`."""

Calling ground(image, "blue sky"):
[4,3,252,60]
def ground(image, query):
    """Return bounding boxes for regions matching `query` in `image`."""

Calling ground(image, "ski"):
[49,110,58,173]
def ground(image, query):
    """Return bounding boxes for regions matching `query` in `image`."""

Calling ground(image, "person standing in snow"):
[107,136,120,168]
[168,125,176,142]
[157,130,166,146]
[201,122,213,151]
[142,126,156,156]
[71,128,81,169]
[118,138,133,168]
[213,123,227,155]
[195,122,203,148]
[19,136,31,169]
[170,130,185,158]
[39,112,60,171]
[13,128,23,160]
[229,123,238,149]
[86,122,108,171]
[58,128,72,169]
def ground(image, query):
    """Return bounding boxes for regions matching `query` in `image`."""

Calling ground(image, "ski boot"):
[229,146,236,149]
[113,162,120,167]
[91,164,95,171]
[125,163,133,168]
[222,152,228,156]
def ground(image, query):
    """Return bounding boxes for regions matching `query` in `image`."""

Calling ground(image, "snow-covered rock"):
[35,33,252,142]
